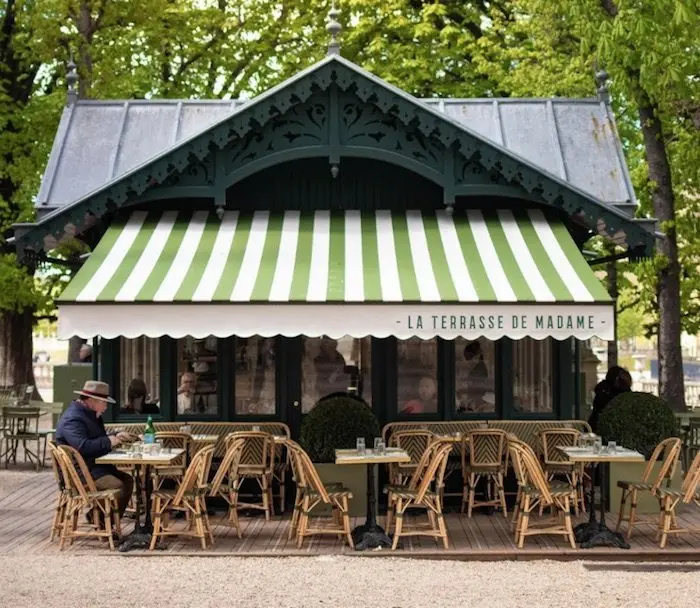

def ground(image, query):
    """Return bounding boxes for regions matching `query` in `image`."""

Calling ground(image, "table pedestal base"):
[351,523,392,551]
[118,531,153,552]
[574,521,630,549]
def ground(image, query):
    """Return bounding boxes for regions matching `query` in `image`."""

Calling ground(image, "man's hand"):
[109,435,121,448]
[116,432,134,442]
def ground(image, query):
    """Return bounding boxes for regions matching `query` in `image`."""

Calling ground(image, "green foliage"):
[300,394,380,463]
[598,392,678,458]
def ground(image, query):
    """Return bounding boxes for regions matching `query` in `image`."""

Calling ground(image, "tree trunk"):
[0,308,39,399]
[638,96,685,411]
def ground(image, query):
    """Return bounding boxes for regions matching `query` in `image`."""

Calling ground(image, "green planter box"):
[314,463,368,517]
[52,364,93,425]
[609,461,682,515]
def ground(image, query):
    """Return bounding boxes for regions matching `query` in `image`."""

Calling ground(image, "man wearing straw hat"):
[55,380,135,520]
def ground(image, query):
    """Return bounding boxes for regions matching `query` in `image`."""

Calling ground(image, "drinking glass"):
[252,425,261,432]
[374,438,385,455]
[593,437,602,454]
[607,441,617,453]
[356,437,366,454]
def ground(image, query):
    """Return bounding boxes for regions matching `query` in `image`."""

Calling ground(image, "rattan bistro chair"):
[150,445,215,550]
[285,440,354,549]
[209,438,246,538]
[509,440,576,549]
[615,437,682,539]
[387,442,452,550]
[656,450,700,548]
[56,445,122,551]
[47,441,70,542]
[461,429,509,517]
[538,429,583,515]
[223,431,275,520]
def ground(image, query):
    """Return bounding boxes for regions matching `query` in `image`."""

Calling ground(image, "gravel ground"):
[1,555,699,608]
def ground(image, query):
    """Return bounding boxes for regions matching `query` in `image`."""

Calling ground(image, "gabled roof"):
[37,94,636,215]
[17,54,655,256]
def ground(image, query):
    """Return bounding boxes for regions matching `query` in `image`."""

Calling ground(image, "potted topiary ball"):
[599,391,680,514]
[300,393,380,516]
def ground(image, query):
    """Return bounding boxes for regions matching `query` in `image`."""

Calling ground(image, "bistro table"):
[559,445,644,549]
[335,447,410,550]
[96,447,185,552]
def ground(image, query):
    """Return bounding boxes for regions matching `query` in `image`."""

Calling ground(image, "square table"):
[559,445,644,549]
[335,447,410,550]
[96,448,185,552]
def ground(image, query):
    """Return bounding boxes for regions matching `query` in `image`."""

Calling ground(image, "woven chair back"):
[57,445,98,501]
[209,439,245,496]
[225,431,273,470]
[390,430,435,470]
[539,429,580,465]
[155,432,191,464]
[646,437,682,492]
[47,441,67,492]
[285,440,330,504]
[512,443,554,506]
[414,443,452,503]
[466,429,508,467]
[174,445,214,505]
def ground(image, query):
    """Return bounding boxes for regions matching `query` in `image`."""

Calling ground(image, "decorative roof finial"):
[326,1,342,56]
[66,53,79,105]
[595,67,610,104]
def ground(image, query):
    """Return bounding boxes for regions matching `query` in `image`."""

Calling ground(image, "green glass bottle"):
[144,415,156,444]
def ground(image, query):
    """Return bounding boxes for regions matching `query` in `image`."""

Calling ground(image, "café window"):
[301,336,371,413]
[176,336,218,416]
[119,337,161,416]
[454,338,496,414]
[397,337,438,415]
[235,336,276,415]
[513,337,553,413]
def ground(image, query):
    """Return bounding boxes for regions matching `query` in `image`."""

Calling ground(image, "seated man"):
[55,380,135,523]
[177,372,196,414]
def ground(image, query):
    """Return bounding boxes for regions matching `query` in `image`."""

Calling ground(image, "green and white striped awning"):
[57,209,613,340]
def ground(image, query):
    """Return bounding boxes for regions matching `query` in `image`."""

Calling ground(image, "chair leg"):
[659,497,673,549]
[467,473,477,518]
[436,501,448,550]
[391,499,404,550]
[150,497,161,550]
[296,496,310,549]
[518,495,531,549]
[563,498,576,549]
[616,487,629,532]
[342,497,354,549]
[201,497,215,546]
[104,503,115,551]
[626,489,639,539]
[497,473,507,517]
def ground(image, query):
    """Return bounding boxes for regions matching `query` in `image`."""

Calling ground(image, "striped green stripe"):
[251,213,284,300]
[174,212,221,301]
[361,213,382,301]
[289,213,315,300]
[211,213,253,300]
[488,213,533,301]
[452,215,496,301]
[327,212,345,301]
[391,213,420,301]
[422,213,458,301]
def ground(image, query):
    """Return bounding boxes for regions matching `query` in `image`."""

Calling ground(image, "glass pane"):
[513,338,553,413]
[119,337,161,415]
[177,336,218,415]
[455,338,496,414]
[301,336,370,413]
[397,337,438,415]
[235,337,276,415]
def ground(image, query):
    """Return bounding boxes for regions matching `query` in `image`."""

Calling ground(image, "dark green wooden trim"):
[137,186,217,203]
[370,338,388,427]
[500,339,514,420]
[556,339,576,420]
[329,84,340,165]
[218,338,233,421]
[159,337,176,422]
[91,338,99,381]
[441,338,454,421]
[280,336,302,438]
[574,340,582,420]
[454,184,532,199]
[99,339,118,423]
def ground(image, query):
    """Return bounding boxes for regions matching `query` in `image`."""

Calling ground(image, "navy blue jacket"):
[55,400,117,479]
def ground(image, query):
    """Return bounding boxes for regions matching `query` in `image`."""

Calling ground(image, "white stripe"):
[528,209,593,302]
[192,211,239,301]
[114,212,178,301]
[406,211,441,301]
[269,211,300,301]
[436,211,478,301]
[344,211,364,302]
[498,210,554,302]
[375,211,402,302]
[76,211,148,302]
[306,211,330,301]
[467,210,516,301]
[153,210,209,301]
[230,211,270,301]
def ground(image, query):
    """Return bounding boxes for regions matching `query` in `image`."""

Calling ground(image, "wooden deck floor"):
[3,470,700,559]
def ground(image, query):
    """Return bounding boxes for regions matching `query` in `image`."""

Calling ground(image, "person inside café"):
[79,342,93,363]
[121,378,160,415]
[588,365,632,432]
[55,380,135,523]
[400,375,438,414]
[313,337,349,398]
[177,371,197,414]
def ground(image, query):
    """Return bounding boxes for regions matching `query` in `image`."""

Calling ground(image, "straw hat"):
[74,380,116,404]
